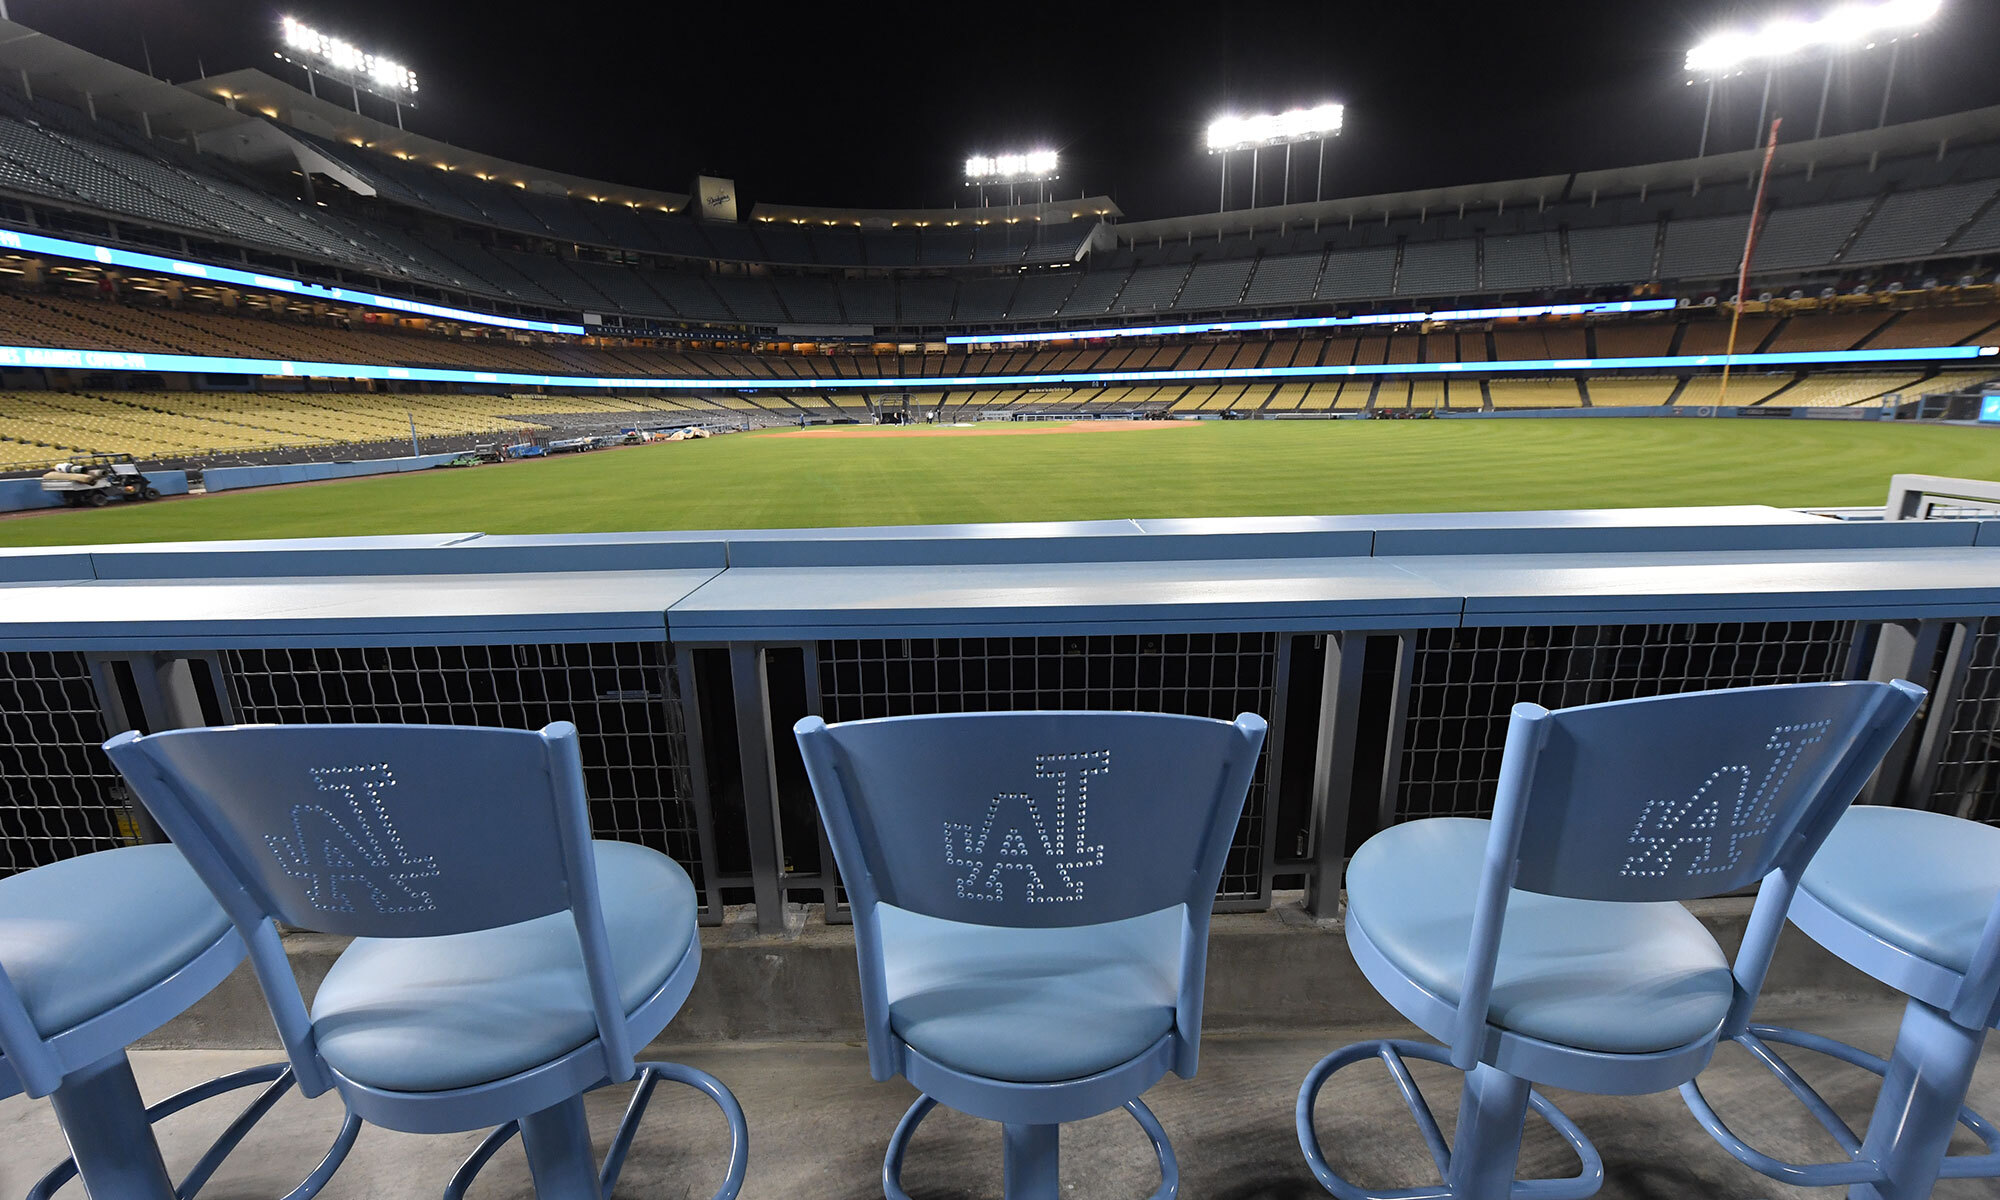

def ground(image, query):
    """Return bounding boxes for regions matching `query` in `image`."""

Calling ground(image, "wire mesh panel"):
[220,643,708,893]
[1930,616,2000,825]
[1397,621,1859,824]
[816,633,1282,904]
[0,651,133,876]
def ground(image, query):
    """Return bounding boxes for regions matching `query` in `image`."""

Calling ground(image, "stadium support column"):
[1283,142,1292,206]
[1218,151,1228,214]
[1815,56,1834,140]
[1317,138,1326,202]
[1250,147,1259,209]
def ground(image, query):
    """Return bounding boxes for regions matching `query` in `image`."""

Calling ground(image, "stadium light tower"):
[963,149,1060,209]
[275,16,420,128]
[1685,0,1942,155]
[1206,103,1343,213]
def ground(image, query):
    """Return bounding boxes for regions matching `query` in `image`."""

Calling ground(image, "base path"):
[765,420,1185,439]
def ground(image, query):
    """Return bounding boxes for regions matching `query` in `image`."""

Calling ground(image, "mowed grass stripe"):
[4,419,1999,546]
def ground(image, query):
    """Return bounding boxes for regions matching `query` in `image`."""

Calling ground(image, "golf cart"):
[40,455,162,507]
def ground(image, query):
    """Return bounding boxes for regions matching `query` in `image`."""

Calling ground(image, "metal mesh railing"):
[1930,616,2000,825]
[0,651,133,876]
[1396,621,1859,823]
[816,633,1281,903]
[220,643,709,892]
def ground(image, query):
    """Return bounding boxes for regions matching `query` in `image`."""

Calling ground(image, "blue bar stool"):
[1681,803,2000,1199]
[103,721,748,1200]
[795,709,1267,1200]
[1,843,356,1200]
[1295,680,1924,1200]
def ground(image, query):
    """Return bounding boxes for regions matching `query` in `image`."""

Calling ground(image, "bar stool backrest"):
[103,721,630,1094]
[1502,681,1924,904]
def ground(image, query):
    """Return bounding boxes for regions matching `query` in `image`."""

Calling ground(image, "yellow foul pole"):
[1720,118,1782,410]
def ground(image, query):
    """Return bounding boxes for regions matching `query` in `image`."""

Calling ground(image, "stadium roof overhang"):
[184,69,691,212]
[0,19,254,142]
[748,197,1123,230]
[1109,103,2000,248]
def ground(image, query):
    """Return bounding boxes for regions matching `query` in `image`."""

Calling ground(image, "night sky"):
[11,0,2000,218]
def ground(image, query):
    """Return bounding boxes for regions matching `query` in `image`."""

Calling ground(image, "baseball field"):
[4,417,1998,546]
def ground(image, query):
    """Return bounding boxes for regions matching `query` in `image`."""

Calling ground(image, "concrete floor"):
[5,1000,1998,1200]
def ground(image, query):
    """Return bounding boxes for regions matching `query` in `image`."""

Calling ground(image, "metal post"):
[352,83,361,115]
[1251,146,1259,210]
[1815,55,1835,140]
[1317,137,1326,202]
[1698,77,1716,158]
[1283,142,1293,207]
[394,102,404,131]
[1218,151,1227,214]
[1879,39,1901,128]
[408,411,420,457]
[1305,632,1369,918]
[728,645,788,933]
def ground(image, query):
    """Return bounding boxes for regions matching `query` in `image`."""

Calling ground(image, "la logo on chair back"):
[1502,680,1925,904]
[106,723,593,939]
[798,710,1266,928]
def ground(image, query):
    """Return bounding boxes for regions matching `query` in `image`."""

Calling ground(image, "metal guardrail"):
[1886,473,2000,521]
[3,504,2000,931]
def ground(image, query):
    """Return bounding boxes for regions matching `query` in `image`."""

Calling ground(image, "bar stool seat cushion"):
[881,905,1181,1083]
[1347,818,1733,1055]
[1800,806,2000,975]
[310,841,695,1093]
[0,844,233,1036]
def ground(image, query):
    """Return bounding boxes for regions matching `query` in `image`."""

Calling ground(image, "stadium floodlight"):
[1205,103,1343,153]
[963,150,1060,183]
[1207,103,1343,212]
[277,16,419,123]
[1685,0,1941,73]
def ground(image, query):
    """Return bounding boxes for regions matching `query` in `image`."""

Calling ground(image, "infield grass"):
[5,418,1998,547]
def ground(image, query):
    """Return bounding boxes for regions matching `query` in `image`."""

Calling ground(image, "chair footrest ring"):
[442,1061,748,1200]
[1295,1039,1604,1200]
[27,1062,359,1200]
[883,1092,1179,1200]
[1680,1024,2000,1187]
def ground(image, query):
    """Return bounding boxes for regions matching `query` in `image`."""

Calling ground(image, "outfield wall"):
[202,452,463,493]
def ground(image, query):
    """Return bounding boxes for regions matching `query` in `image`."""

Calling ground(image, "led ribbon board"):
[945,300,1683,345]
[0,228,585,335]
[0,343,1987,390]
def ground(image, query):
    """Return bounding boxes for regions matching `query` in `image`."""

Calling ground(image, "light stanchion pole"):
[1814,56,1834,139]
[1219,151,1227,213]
[1698,77,1717,157]
[1878,39,1901,127]
[1317,137,1326,202]
[1283,142,1292,206]
[1754,68,1773,148]
[1250,147,1259,209]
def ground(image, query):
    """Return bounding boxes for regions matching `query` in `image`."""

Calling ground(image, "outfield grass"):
[5,418,1999,547]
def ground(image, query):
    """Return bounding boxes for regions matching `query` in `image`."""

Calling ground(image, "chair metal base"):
[27,1054,359,1200]
[441,1061,748,1200]
[883,1091,1179,1200]
[1680,1011,2000,1200]
[1295,1039,1605,1200]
